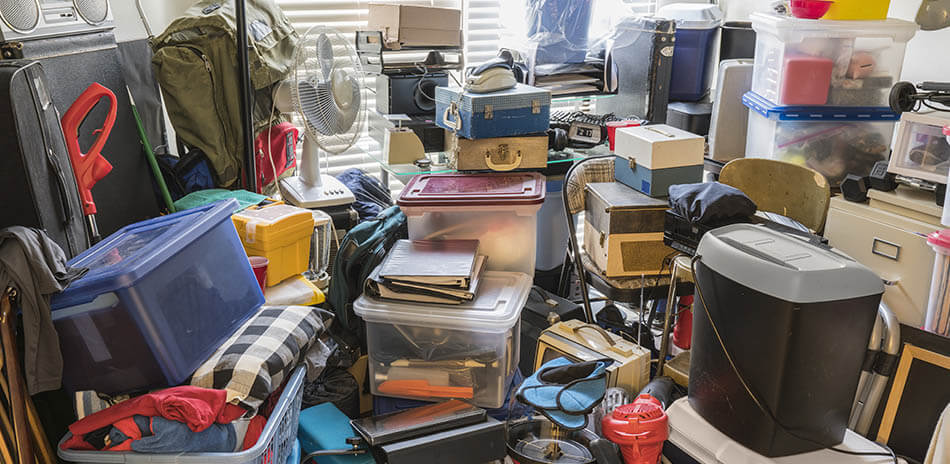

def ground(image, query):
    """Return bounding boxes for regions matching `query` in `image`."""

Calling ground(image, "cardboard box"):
[368,4,462,49]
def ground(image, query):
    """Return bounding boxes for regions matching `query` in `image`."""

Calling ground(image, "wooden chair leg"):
[1,288,33,464]
[0,386,16,458]
[0,411,15,464]
[0,298,55,464]
[0,374,55,464]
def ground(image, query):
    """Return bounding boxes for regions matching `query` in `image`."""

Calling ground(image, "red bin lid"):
[397,173,546,207]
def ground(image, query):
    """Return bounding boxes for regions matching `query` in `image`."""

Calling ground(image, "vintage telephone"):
[465,53,517,94]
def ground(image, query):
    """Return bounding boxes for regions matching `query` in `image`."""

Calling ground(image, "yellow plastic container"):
[823,0,890,20]
[232,204,314,286]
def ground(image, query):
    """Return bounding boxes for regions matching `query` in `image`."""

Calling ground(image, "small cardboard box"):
[368,4,462,49]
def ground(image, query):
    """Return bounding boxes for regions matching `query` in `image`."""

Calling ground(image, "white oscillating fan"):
[276,26,364,208]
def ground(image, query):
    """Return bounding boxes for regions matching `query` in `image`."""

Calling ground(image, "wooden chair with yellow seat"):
[718,158,832,233]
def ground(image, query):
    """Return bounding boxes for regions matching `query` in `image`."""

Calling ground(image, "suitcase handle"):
[61,83,116,216]
[442,104,462,132]
[484,147,522,171]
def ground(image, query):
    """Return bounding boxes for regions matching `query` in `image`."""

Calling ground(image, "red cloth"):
[68,386,246,438]
[242,415,267,451]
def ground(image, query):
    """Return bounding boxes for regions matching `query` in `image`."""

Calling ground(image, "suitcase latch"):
[484,104,493,120]
[484,144,522,171]
[532,100,541,114]
[1,42,23,60]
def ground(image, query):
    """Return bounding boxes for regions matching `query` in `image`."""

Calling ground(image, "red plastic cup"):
[606,120,642,152]
[249,256,268,293]
[790,0,834,20]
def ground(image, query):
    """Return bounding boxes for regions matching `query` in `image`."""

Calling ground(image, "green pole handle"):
[127,87,175,213]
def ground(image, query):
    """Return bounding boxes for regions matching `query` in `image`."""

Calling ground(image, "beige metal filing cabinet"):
[825,187,943,327]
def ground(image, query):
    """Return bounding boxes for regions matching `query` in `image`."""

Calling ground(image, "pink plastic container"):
[779,55,833,105]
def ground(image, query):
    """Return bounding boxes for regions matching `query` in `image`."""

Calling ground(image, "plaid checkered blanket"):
[190,305,326,412]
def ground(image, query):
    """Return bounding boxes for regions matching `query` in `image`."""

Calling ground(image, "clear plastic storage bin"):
[51,200,264,394]
[743,92,898,186]
[354,271,531,408]
[397,173,545,275]
[750,13,916,107]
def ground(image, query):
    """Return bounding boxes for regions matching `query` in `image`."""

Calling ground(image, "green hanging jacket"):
[152,0,298,188]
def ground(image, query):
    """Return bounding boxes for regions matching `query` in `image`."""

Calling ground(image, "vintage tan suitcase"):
[446,133,548,171]
[583,182,675,277]
[824,187,942,327]
[535,319,651,394]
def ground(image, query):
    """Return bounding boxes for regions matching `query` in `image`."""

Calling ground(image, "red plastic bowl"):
[790,0,834,19]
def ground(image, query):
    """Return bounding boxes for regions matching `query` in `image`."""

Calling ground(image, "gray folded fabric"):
[0,226,87,394]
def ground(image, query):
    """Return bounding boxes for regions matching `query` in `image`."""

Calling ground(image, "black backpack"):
[327,206,407,336]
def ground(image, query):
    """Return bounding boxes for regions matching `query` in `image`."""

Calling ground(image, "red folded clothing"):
[68,385,246,439]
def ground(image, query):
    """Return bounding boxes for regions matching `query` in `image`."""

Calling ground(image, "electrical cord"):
[413,63,438,104]
[689,254,899,464]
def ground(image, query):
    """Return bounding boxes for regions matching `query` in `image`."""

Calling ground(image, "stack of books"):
[366,240,487,304]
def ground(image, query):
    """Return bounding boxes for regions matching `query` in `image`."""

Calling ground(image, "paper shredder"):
[689,224,884,457]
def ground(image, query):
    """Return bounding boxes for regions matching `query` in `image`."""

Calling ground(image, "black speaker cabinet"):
[376,72,448,116]
[15,30,161,236]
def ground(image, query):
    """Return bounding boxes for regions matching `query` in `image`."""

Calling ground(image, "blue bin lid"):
[52,200,239,309]
[741,92,900,122]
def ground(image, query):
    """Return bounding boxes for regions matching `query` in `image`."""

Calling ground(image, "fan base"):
[279,175,355,209]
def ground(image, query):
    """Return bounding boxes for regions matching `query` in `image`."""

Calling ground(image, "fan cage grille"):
[290,26,366,156]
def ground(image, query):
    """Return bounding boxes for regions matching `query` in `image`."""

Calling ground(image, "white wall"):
[112,0,193,42]
[888,2,950,84]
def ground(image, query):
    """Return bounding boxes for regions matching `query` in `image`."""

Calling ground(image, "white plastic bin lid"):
[353,271,531,332]
[656,3,723,29]
[667,398,898,463]
[750,12,917,42]
[695,224,883,303]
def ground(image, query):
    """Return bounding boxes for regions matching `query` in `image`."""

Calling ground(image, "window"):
[275,0,657,188]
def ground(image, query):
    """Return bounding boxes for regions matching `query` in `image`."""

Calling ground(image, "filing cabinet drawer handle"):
[872,238,901,261]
